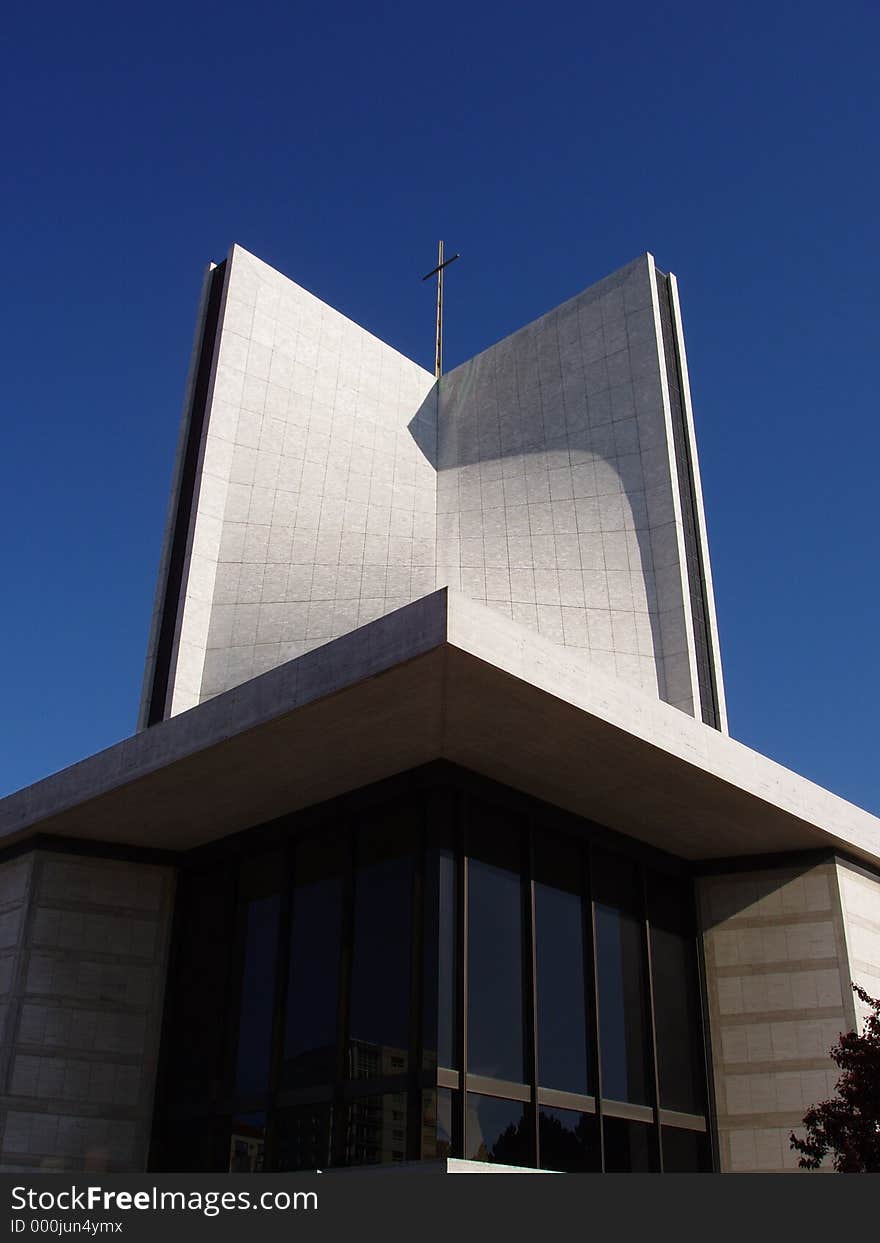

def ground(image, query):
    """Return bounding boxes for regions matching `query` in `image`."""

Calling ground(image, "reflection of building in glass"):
[344,1043,409,1165]
[275,1104,333,1174]
[346,1041,408,1083]
[229,1117,265,1172]
[345,1091,408,1166]
[1,245,879,1174]
[152,788,714,1172]
[420,1090,452,1163]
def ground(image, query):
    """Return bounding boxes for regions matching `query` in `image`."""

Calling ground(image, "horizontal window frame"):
[537,1087,597,1114]
[659,1109,707,1133]
[274,1084,334,1109]
[465,1074,531,1103]
[600,1098,654,1124]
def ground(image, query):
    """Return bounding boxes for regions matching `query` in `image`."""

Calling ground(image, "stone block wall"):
[698,861,859,1172]
[837,859,880,1028]
[0,852,174,1172]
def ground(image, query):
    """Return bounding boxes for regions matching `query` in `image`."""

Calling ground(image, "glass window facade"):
[593,852,653,1106]
[538,1107,601,1172]
[466,1094,532,1167]
[534,834,592,1096]
[282,834,345,1091]
[233,894,280,1099]
[648,872,707,1115]
[152,767,713,1172]
[466,812,525,1083]
[348,819,414,1079]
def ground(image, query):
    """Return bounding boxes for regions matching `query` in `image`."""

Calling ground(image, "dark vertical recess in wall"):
[145,260,228,726]
[654,271,720,730]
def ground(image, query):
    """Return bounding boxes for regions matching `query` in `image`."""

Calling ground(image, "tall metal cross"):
[422,241,460,378]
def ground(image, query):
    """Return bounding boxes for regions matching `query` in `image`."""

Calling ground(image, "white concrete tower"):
[140,247,725,732]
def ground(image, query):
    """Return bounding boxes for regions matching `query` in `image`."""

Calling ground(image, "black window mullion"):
[641,867,663,1172]
[220,862,247,1113]
[694,888,721,1172]
[580,839,599,1102]
[525,823,539,1168]
[585,844,605,1172]
[456,789,468,1159]
[407,803,426,1160]
[210,862,241,1114]
[333,820,356,1166]
[263,838,296,1170]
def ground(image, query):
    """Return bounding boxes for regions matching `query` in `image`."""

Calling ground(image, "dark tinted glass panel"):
[156,1117,228,1172]
[466,809,525,1082]
[603,1116,658,1172]
[534,835,591,1094]
[164,867,235,1109]
[466,1094,533,1167]
[283,835,345,1089]
[594,852,652,1105]
[421,1088,455,1160]
[662,1126,711,1172]
[234,892,281,1098]
[539,1107,600,1172]
[423,845,457,1072]
[348,818,414,1078]
[424,791,457,1073]
[648,872,705,1114]
[228,1112,266,1172]
[276,1104,334,1172]
[345,1091,409,1165]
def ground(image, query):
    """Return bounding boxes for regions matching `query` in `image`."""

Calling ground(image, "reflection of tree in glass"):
[539,1112,592,1171]
[488,1111,595,1169]
[489,1117,531,1167]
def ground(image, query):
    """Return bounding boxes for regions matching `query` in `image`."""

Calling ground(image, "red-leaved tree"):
[789,984,880,1171]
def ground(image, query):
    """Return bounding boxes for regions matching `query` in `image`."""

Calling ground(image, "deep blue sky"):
[2,1,878,814]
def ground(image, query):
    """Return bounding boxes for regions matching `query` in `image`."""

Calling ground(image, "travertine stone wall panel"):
[0,853,174,1172]
[699,863,858,1172]
[438,255,708,713]
[439,258,660,699]
[0,857,32,1085]
[837,860,880,1028]
[165,245,437,715]
[144,246,724,724]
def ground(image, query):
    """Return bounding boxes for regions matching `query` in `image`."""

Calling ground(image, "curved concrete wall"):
[437,254,725,725]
